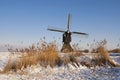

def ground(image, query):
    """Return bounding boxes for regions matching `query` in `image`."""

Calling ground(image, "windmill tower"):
[48,14,88,52]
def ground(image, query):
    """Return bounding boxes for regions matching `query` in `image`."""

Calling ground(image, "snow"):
[0,52,120,80]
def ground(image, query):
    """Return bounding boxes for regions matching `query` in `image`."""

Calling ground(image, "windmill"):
[47,14,88,52]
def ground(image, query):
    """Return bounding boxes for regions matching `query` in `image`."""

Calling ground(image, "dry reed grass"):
[91,40,117,67]
[109,48,120,53]
[3,54,13,73]
[59,53,80,68]
[3,39,119,73]
[3,41,61,72]
[36,42,60,68]
[3,39,82,73]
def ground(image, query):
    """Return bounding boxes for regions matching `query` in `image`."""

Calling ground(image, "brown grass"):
[109,48,120,53]
[3,41,61,72]
[3,40,82,73]
[37,42,60,68]
[3,39,119,73]
[91,40,117,67]
[60,53,80,68]
[3,54,13,73]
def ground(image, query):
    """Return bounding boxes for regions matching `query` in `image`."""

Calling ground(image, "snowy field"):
[0,52,120,80]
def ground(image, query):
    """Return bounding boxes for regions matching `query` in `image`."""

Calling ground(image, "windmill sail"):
[47,28,65,32]
[72,31,88,35]
[47,14,88,52]
[67,13,71,32]
[47,13,88,36]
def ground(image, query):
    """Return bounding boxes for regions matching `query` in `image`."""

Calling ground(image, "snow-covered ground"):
[0,52,120,80]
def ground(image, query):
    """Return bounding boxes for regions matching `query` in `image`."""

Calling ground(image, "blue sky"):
[0,0,120,51]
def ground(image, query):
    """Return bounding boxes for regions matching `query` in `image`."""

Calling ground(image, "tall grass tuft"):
[91,40,117,67]
[36,41,60,68]
[3,54,13,73]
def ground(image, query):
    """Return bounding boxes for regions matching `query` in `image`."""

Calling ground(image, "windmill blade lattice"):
[72,31,88,35]
[47,26,66,33]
